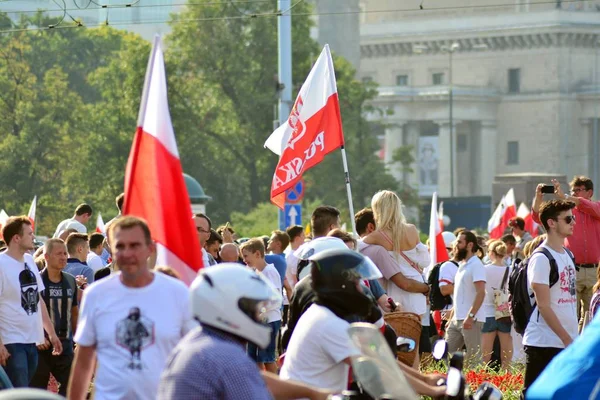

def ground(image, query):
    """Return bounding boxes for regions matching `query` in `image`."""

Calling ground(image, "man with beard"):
[445,230,487,368]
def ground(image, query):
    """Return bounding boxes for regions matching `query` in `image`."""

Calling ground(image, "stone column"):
[384,120,407,182]
[405,122,420,189]
[479,121,498,196]
[435,120,458,198]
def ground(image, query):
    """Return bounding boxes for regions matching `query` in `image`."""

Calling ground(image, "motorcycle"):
[330,323,503,400]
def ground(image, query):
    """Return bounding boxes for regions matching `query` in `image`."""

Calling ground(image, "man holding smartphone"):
[532,176,600,331]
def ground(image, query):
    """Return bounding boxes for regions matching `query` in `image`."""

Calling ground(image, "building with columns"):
[358,0,600,207]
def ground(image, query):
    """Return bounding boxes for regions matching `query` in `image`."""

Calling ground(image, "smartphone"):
[541,184,555,194]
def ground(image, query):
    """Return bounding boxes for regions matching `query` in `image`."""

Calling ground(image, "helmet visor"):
[238,272,281,323]
[309,251,383,281]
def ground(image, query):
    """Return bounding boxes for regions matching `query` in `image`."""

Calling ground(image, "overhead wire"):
[0,0,596,35]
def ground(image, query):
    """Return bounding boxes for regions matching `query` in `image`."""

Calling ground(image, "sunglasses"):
[556,215,576,224]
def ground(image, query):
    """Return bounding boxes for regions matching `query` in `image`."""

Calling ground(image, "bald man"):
[219,243,240,263]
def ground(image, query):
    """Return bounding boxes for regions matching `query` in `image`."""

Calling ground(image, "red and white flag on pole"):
[488,195,506,239]
[517,202,539,237]
[429,192,449,264]
[123,36,203,285]
[438,201,445,230]
[500,188,517,232]
[96,213,106,235]
[264,45,344,209]
[28,196,36,231]
[0,209,9,238]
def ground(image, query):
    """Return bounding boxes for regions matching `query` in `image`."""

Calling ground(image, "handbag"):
[494,266,511,322]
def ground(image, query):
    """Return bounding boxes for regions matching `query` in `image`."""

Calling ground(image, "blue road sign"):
[278,208,286,231]
[284,204,302,228]
[285,180,304,204]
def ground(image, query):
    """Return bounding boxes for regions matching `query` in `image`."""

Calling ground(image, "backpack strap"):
[535,247,559,288]
[500,266,510,290]
[40,268,51,308]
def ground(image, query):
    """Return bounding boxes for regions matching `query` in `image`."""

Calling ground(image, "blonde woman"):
[363,191,431,363]
[481,240,513,369]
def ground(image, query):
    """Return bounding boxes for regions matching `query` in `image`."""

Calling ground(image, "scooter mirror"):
[446,367,463,398]
[432,339,448,360]
[396,337,416,353]
[474,382,503,400]
[449,351,464,371]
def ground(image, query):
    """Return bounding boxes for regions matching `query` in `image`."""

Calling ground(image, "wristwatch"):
[468,313,475,319]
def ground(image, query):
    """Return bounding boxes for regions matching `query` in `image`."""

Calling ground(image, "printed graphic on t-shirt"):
[19,267,38,315]
[116,307,155,370]
[558,266,576,304]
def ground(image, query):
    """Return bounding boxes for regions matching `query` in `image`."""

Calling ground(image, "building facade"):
[358,0,600,204]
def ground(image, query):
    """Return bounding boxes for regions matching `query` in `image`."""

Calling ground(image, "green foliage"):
[0,2,398,236]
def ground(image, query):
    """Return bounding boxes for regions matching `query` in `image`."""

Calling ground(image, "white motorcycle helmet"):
[190,263,281,349]
[295,237,350,281]
[442,231,457,249]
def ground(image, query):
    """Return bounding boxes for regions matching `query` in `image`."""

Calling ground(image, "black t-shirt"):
[42,272,78,340]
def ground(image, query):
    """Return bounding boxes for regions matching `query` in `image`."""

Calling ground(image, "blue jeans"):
[4,343,38,387]
[248,320,281,363]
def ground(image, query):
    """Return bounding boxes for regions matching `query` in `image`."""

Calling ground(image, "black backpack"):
[428,260,458,311]
[508,247,574,335]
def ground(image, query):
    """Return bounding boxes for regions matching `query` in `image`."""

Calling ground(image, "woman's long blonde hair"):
[371,190,407,253]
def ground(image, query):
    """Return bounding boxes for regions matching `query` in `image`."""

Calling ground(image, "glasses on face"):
[196,227,210,234]
[571,188,588,195]
[557,215,576,224]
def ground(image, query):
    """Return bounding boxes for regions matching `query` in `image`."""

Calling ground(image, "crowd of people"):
[0,175,598,399]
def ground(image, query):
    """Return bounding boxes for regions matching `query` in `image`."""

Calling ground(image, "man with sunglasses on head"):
[0,216,63,388]
[532,176,600,331]
[522,200,578,395]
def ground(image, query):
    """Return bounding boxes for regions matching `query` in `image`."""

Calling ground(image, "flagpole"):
[340,146,357,236]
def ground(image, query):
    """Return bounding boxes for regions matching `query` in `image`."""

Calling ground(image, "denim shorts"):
[247,320,281,363]
[482,316,511,333]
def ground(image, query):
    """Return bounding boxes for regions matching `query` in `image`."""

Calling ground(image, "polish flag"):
[438,201,444,230]
[27,196,36,231]
[0,209,9,238]
[429,192,449,264]
[517,202,539,237]
[123,36,203,285]
[96,213,106,235]
[488,195,506,239]
[500,188,517,232]
[264,45,344,209]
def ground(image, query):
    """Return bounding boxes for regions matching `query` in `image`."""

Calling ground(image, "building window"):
[457,134,467,152]
[507,141,519,165]
[432,73,444,85]
[396,74,408,86]
[508,68,520,93]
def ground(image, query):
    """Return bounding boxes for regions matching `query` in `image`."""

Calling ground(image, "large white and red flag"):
[0,209,9,238]
[28,196,36,231]
[264,45,344,209]
[123,36,203,285]
[438,201,445,230]
[429,192,449,264]
[96,213,106,235]
[488,195,506,239]
[517,202,539,237]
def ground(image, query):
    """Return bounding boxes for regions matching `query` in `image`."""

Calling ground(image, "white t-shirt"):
[87,252,105,273]
[0,252,45,345]
[74,272,196,400]
[257,264,282,323]
[438,260,459,311]
[523,244,578,349]
[384,245,430,317]
[482,264,509,318]
[452,256,487,322]
[53,218,87,238]
[280,304,360,391]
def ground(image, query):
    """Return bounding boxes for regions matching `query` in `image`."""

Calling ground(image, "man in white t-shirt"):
[240,238,282,374]
[86,233,106,273]
[53,204,93,238]
[446,230,487,367]
[522,200,578,394]
[0,216,63,387]
[286,206,341,287]
[68,216,196,400]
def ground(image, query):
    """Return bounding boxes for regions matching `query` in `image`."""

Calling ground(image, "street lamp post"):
[444,42,460,198]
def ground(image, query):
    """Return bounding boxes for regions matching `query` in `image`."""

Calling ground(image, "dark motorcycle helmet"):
[309,249,382,319]
[310,248,382,294]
